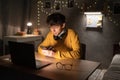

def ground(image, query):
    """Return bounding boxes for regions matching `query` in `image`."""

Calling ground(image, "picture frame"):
[54,1,61,11]
[68,0,74,8]
[44,0,51,9]
[113,2,120,14]
[84,12,103,28]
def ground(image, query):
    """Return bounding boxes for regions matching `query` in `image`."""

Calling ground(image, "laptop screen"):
[8,41,52,69]
[8,41,37,68]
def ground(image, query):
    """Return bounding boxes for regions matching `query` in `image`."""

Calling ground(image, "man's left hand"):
[42,49,55,57]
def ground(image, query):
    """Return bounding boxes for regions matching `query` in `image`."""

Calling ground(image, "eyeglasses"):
[56,62,73,71]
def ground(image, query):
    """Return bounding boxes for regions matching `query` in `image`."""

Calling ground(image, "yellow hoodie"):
[38,29,80,59]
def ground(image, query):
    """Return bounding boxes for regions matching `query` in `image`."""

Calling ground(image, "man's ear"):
[62,23,66,28]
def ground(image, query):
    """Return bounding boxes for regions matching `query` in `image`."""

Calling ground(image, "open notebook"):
[8,41,51,69]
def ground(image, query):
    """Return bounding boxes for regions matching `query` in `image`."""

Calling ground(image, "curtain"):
[0,0,30,39]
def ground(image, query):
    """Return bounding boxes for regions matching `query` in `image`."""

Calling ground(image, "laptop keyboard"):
[35,60,52,69]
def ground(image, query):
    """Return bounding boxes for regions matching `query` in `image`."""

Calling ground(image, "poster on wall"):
[54,1,61,11]
[85,12,103,28]
[68,0,74,8]
[44,0,51,8]
[113,2,120,14]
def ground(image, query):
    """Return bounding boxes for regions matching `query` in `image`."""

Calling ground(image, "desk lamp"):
[27,22,32,34]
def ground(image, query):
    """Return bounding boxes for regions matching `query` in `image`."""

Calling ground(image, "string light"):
[37,0,41,26]
[36,0,119,27]
[106,3,120,27]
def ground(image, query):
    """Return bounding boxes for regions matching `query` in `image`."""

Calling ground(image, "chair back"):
[80,43,86,60]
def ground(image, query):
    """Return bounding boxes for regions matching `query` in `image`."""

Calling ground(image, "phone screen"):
[40,46,48,50]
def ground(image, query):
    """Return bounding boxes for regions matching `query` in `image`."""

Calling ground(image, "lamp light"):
[27,22,32,26]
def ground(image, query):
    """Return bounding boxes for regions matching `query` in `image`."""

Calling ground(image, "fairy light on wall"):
[105,3,120,27]
[38,0,88,15]
[37,0,41,26]
[35,0,120,27]
[35,0,99,26]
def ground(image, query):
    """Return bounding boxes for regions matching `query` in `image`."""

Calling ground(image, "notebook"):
[8,41,51,69]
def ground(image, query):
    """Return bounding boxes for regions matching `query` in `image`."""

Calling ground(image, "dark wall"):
[63,9,120,69]
[0,0,29,37]
[0,0,30,55]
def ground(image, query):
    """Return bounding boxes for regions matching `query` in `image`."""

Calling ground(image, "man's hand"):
[42,49,55,57]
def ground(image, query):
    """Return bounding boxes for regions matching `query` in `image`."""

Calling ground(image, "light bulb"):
[27,22,32,26]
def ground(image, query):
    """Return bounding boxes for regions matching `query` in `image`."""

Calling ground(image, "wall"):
[0,0,29,55]
[0,0,30,39]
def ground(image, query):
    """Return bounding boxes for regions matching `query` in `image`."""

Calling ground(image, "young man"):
[38,12,80,59]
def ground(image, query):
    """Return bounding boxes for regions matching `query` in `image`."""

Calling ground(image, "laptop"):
[8,41,52,69]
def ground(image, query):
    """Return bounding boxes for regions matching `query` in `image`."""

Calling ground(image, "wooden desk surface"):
[0,54,100,80]
[4,35,43,44]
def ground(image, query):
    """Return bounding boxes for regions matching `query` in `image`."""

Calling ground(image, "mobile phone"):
[40,46,48,50]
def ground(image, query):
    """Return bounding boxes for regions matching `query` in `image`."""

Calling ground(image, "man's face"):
[50,23,65,36]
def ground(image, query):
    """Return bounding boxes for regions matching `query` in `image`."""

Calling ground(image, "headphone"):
[53,29,67,40]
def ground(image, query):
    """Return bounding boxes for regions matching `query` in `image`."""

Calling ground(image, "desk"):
[0,54,100,80]
[3,35,43,54]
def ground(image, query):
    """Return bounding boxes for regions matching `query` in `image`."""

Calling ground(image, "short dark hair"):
[46,12,65,26]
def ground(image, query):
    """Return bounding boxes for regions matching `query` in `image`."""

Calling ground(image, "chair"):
[0,39,3,55]
[80,43,86,60]
[113,43,120,56]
